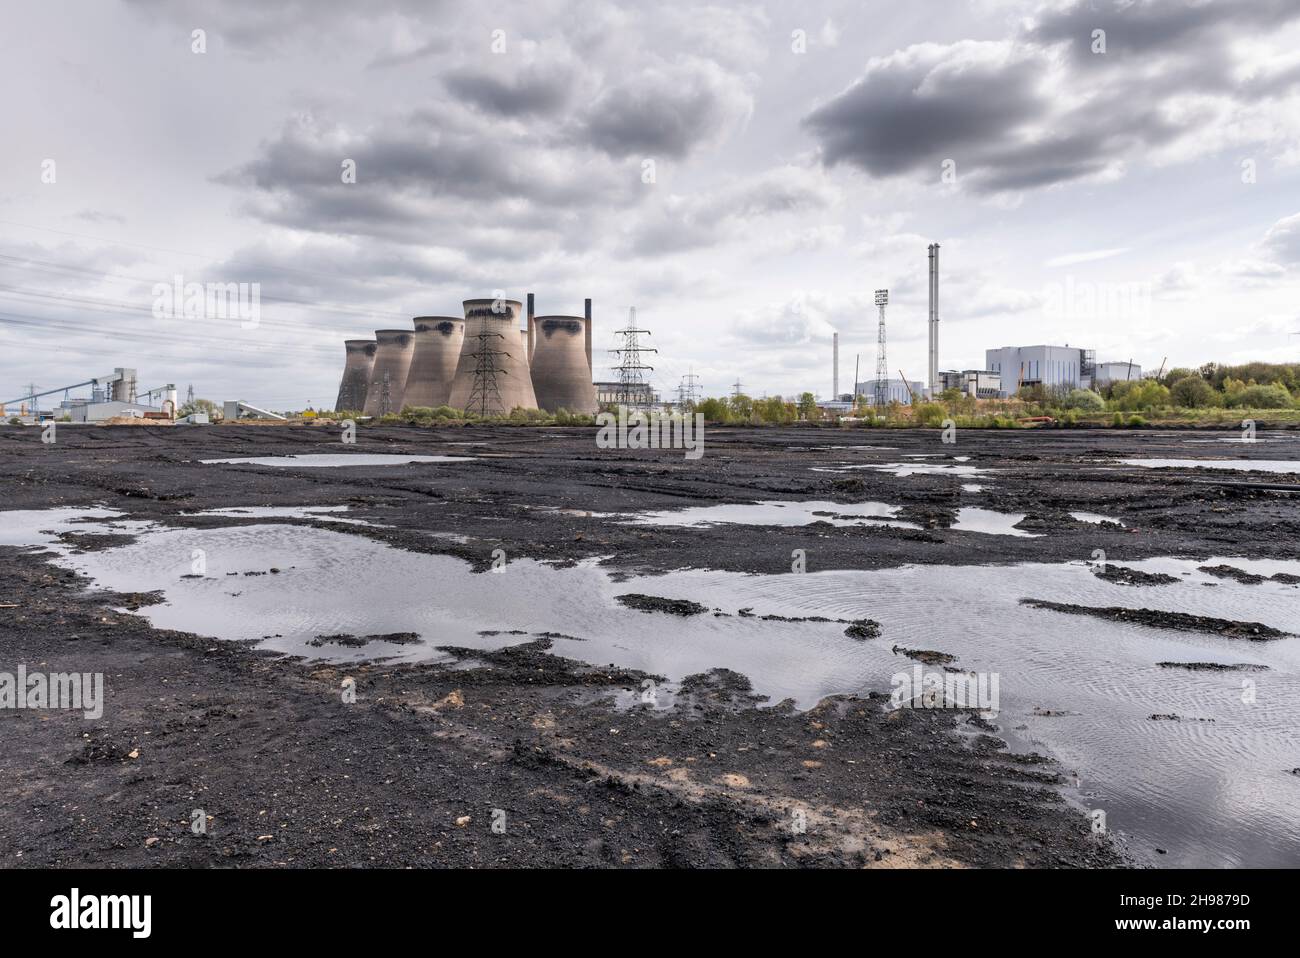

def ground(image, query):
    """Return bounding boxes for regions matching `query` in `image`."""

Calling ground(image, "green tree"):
[1169,376,1220,408]
[797,392,818,420]
[180,397,218,418]
[728,393,753,420]
[697,397,731,423]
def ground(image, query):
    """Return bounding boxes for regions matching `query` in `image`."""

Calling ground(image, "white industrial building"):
[985,345,1097,397]
[69,400,163,423]
[1092,361,1142,386]
[855,378,925,406]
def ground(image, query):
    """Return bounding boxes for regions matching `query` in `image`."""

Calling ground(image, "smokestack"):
[527,292,536,362]
[928,243,940,395]
[833,332,839,398]
[584,297,593,370]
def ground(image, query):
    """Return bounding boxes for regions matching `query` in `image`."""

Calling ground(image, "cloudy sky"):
[3,0,1299,408]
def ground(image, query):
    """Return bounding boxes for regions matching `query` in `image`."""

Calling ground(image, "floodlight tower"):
[874,289,889,408]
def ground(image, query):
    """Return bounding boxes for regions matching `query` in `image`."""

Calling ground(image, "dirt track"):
[2,422,1296,868]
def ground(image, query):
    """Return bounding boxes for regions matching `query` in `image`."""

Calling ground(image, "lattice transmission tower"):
[609,307,656,409]
[467,329,508,417]
[677,368,701,408]
[874,289,889,408]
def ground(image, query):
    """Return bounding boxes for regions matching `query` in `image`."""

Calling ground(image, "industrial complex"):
[2,250,1158,424]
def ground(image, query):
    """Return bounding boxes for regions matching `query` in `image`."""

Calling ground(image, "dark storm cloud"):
[443,64,574,117]
[582,59,752,159]
[803,42,1050,178]
[1025,0,1299,60]
[802,0,1300,195]
[216,107,640,246]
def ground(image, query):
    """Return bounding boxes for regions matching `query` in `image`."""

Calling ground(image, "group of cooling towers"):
[334,294,599,417]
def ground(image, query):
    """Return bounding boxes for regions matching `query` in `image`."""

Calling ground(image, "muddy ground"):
[2,423,1296,868]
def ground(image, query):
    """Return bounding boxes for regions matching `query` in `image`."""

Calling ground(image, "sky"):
[2,0,1299,409]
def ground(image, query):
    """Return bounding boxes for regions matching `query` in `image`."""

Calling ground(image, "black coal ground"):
[1,423,1295,868]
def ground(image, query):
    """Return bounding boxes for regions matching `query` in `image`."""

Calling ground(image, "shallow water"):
[626,500,919,530]
[1072,511,1124,526]
[821,461,990,478]
[5,507,1300,867]
[1120,458,1300,475]
[200,454,477,467]
[951,507,1037,537]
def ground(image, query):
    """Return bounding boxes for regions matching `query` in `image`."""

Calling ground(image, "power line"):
[609,306,656,409]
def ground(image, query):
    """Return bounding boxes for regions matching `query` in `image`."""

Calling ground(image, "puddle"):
[951,507,1039,537]
[835,462,989,478]
[0,506,124,547]
[961,484,985,493]
[1072,511,1124,526]
[196,506,350,519]
[1120,458,1300,475]
[626,500,919,530]
[200,454,477,467]
[6,506,1300,867]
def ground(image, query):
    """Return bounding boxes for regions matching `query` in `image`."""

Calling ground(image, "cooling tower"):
[335,339,376,412]
[530,315,598,414]
[362,329,415,416]
[403,317,465,408]
[446,299,538,415]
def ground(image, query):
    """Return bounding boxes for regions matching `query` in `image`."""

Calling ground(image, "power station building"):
[362,329,416,416]
[854,378,925,406]
[404,317,465,408]
[340,294,599,417]
[937,369,1002,399]
[335,340,376,412]
[984,346,1143,397]
[985,345,1096,397]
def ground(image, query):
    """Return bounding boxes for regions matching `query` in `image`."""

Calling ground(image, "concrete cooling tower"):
[335,339,376,412]
[530,315,597,414]
[403,317,465,408]
[362,329,416,416]
[447,299,537,415]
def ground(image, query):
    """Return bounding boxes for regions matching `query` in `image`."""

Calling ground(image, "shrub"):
[1108,379,1170,411]
[1225,383,1293,409]
[913,402,947,427]
[1127,414,1147,428]
[1063,388,1105,411]
[1169,376,1221,408]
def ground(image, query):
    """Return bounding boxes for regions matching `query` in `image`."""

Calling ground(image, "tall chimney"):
[928,243,940,394]
[527,292,536,362]
[832,332,839,398]
[584,297,593,370]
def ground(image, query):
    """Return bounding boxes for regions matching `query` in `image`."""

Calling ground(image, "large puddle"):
[814,461,989,478]
[627,500,919,530]
[5,507,1300,867]
[200,454,477,467]
[1120,458,1300,475]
